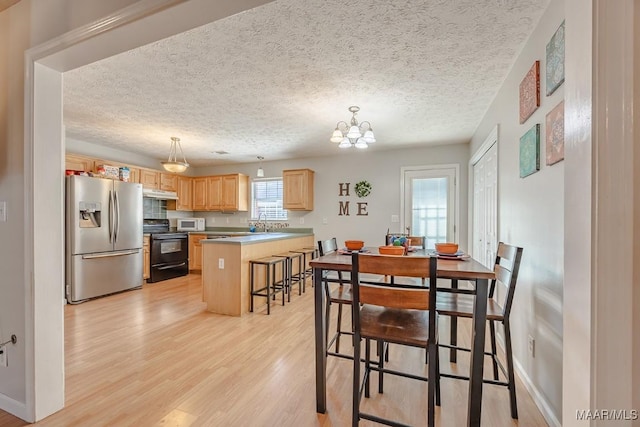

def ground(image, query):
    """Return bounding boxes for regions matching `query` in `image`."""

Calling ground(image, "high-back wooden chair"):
[351,253,440,427]
[318,238,352,358]
[436,242,524,419]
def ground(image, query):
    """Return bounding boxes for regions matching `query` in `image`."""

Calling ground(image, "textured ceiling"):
[63,0,549,167]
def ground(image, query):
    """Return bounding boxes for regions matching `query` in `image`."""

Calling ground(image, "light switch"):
[0,201,6,222]
[391,215,399,223]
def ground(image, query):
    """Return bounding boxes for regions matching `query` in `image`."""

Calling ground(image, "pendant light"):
[256,156,265,177]
[161,137,189,173]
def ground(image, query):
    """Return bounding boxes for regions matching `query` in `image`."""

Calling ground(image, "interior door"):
[402,166,458,250]
[472,142,498,268]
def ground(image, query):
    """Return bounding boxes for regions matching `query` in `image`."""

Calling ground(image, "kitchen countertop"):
[200,232,314,245]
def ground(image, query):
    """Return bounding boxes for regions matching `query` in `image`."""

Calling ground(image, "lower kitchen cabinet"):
[143,235,150,281]
[189,234,207,271]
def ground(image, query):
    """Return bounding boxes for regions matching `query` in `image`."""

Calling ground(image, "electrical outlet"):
[299,217,304,224]
[0,345,7,367]
[218,258,224,269]
[322,218,328,225]
[528,335,535,357]
[0,201,6,222]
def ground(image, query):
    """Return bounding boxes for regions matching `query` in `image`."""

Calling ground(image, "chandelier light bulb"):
[338,138,352,148]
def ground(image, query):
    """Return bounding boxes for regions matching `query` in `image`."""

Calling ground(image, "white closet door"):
[472,142,498,268]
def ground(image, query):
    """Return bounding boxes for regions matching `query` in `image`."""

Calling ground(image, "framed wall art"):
[519,61,540,124]
[546,21,565,96]
[545,101,565,165]
[520,124,540,178]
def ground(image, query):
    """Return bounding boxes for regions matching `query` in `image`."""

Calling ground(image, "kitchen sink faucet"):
[258,212,268,232]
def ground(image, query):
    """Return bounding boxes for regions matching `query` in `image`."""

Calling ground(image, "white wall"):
[194,143,470,250]
[470,0,564,424]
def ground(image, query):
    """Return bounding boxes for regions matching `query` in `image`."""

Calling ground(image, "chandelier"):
[329,106,376,149]
[161,137,189,173]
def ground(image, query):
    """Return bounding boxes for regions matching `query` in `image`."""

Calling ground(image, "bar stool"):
[249,256,287,315]
[289,247,317,292]
[273,251,304,300]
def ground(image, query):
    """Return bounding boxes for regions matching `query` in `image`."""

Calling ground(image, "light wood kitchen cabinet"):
[140,169,160,189]
[65,153,95,172]
[206,176,223,210]
[160,173,178,192]
[283,169,314,210]
[221,174,249,211]
[192,177,208,210]
[189,234,207,271]
[174,176,193,210]
[143,236,150,281]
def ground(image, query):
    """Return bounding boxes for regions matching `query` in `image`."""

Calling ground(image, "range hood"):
[142,188,179,200]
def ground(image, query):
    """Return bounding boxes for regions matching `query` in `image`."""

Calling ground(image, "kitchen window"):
[251,178,288,220]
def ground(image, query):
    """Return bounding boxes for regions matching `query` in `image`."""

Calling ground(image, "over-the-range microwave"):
[177,218,205,231]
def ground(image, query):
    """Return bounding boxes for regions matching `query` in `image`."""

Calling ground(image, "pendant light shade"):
[161,137,189,173]
[256,156,265,177]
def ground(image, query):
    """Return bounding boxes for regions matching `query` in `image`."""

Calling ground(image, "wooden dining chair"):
[436,242,523,419]
[351,253,440,427]
[318,238,352,358]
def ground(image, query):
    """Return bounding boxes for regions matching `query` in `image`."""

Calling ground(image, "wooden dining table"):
[310,248,495,427]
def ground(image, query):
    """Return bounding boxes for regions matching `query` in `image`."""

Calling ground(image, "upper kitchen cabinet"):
[192,174,249,212]
[160,173,178,192]
[283,169,314,211]
[205,175,223,210]
[221,174,249,212]
[65,153,95,173]
[168,175,193,211]
[192,177,208,210]
[140,169,160,190]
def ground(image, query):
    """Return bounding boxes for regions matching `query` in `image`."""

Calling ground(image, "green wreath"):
[354,180,372,198]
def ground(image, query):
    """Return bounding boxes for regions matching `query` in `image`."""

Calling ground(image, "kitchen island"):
[201,232,314,316]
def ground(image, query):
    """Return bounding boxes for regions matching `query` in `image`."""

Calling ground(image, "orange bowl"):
[435,243,459,254]
[378,245,405,256]
[345,240,364,251]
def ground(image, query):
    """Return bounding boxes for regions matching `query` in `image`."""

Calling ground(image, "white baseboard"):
[512,357,561,427]
[0,393,30,422]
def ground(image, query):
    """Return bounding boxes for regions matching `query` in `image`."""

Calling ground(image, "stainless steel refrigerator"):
[66,175,143,303]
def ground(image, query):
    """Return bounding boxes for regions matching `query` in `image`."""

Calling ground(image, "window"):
[251,178,288,220]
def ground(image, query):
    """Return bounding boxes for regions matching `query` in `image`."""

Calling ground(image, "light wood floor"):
[0,274,548,426]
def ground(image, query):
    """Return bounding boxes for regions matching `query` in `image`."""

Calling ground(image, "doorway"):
[401,165,459,250]
[25,0,275,420]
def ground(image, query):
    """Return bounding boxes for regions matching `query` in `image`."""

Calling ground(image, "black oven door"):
[149,233,189,283]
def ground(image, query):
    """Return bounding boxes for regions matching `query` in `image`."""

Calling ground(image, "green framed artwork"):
[546,21,565,96]
[520,124,540,178]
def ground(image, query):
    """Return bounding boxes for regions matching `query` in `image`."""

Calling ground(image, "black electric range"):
[143,219,189,283]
